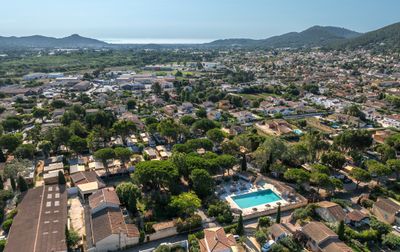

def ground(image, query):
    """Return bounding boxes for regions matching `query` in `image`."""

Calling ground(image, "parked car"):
[393,226,400,232]
[261,240,275,252]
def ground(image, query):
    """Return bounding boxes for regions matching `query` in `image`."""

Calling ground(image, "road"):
[122,233,188,252]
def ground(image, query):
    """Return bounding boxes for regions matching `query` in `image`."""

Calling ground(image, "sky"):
[1,0,399,43]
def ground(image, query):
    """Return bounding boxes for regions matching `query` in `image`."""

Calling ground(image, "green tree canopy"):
[169,192,201,217]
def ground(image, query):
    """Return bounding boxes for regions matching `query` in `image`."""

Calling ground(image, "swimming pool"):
[231,189,282,209]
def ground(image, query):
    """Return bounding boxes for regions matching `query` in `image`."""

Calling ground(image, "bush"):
[188,234,200,252]
[0,239,5,252]
[258,216,272,228]
[2,219,13,232]
[383,233,400,249]
[144,222,156,234]
[6,209,17,220]
[360,198,374,208]
[255,230,267,244]
[176,214,202,233]
[207,201,233,224]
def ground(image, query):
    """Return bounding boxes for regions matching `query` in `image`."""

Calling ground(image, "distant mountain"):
[207,26,361,48]
[334,22,400,50]
[0,34,108,49]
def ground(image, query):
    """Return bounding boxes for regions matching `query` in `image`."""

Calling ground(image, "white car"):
[393,226,400,232]
[261,240,275,252]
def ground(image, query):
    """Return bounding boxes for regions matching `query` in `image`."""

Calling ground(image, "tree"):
[334,130,372,152]
[377,144,396,162]
[241,153,247,172]
[4,159,31,179]
[254,137,287,173]
[133,160,178,190]
[157,119,181,143]
[206,128,225,144]
[180,115,196,126]
[10,177,16,191]
[196,108,207,118]
[191,119,219,134]
[68,135,88,155]
[38,140,52,158]
[0,175,3,190]
[349,167,371,189]
[2,117,22,132]
[284,169,310,188]
[112,120,136,141]
[310,173,331,193]
[152,82,162,95]
[32,107,49,119]
[163,91,170,102]
[276,204,281,223]
[237,213,244,235]
[190,169,214,199]
[14,144,35,159]
[65,226,80,249]
[94,148,115,174]
[387,159,400,179]
[114,147,132,166]
[321,151,346,172]
[336,221,345,242]
[169,192,201,217]
[58,171,66,185]
[366,160,391,185]
[383,233,400,250]
[17,175,28,192]
[53,126,72,149]
[0,134,22,152]
[0,150,5,163]
[127,99,136,110]
[116,182,140,214]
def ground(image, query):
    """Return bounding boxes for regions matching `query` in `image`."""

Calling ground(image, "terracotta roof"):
[199,227,236,252]
[70,171,105,187]
[269,223,289,240]
[91,208,139,244]
[302,222,338,245]
[346,210,368,222]
[152,220,176,231]
[374,197,400,215]
[5,185,68,252]
[89,187,120,210]
[321,241,352,252]
[317,201,346,222]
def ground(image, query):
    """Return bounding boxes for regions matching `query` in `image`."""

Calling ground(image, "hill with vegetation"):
[0,34,108,49]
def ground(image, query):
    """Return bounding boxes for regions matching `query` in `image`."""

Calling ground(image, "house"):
[43,170,64,185]
[218,100,231,110]
[70,164,86,174]
[89,208,140,252]
[181,102,194,114]
[345,210,370,227]
[70,171,106,199]
[89,187,120,214]
[4,185,68,252]
[316,201,346,223]
[71,81,91,91]
[372,197,400,225]
[269,223,290,242]
[302,222,352,252]
[199,227,243,252]
[207,110,222,121]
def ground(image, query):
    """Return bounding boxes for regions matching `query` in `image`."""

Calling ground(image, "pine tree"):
[241,153,247,172]
[58,171,66,185]
[276,204,281,224]
[236,213,244,236]
[17,175,28,192]
[10,177,16,191]
[338,220,345,241]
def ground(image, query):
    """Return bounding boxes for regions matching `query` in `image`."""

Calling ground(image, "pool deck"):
[224,182,288,216]
[217,176,308,220]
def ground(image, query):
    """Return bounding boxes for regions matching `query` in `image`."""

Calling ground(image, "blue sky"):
[1,0,399,41]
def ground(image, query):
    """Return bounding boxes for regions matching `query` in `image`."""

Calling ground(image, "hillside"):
[0,34,108,49]
[207,26,361,48]
[335,22,400,50]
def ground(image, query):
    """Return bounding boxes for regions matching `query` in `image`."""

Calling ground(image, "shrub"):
[258,216,272,228]
[207,201,233,224]
[255,230,267,244]
[2,219,13,232]
[176,214,202,233]
[383,233,400,249]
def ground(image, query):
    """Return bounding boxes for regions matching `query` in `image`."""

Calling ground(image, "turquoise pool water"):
[231,189,282,209]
